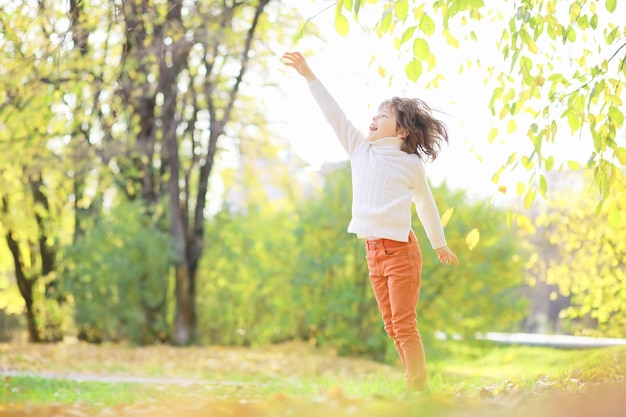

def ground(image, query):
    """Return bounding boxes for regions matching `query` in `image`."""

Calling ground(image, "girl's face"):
[367,104,402,142]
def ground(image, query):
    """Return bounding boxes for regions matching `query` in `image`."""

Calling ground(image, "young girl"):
[283,52,458,393]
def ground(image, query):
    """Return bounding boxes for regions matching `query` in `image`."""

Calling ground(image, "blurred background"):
[1,0,624,367]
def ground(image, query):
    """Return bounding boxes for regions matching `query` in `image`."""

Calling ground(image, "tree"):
[524,171,626,337]
[1,0,302,344]
[104,0,304,345]
[330,0,625,213]
[0,2,80,341]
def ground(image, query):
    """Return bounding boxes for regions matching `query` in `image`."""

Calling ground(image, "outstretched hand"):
[435,246,458,266]
[283,51,316,83]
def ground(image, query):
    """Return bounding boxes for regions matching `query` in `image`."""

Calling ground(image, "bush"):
[61,200,174,344]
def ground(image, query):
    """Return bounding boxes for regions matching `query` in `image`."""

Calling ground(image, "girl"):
[283,51,458,393]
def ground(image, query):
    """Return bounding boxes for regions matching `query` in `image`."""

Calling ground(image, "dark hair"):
[381,97,449,161]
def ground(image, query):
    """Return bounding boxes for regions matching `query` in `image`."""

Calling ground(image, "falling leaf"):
[440,207,454,227]
[466,228,480,250]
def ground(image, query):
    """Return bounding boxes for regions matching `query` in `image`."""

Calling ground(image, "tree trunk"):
[2,197,40,342]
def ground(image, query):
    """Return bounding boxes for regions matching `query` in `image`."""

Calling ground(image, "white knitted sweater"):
[309,79,447,248]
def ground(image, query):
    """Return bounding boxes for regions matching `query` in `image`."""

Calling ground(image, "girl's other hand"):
[435,246,458,266]
[283,51,317,83]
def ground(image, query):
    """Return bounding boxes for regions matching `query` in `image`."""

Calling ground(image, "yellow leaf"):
[524,188,536,209]
[440,207,454,227]
[545,155,555,170]
[487,127,498,144]
[466,228,480,251]
[539,174,548,198]
[394,0,408,20]
[568,160,581,170]
[516,214,535,233]
[377,65,387,78]
[334,12,350,37]
[498,185,507,194]
[516,181,525,196]
[608,209,621,228]
[444,29,460,48]
[616,147,626,165]
[507,119,517,134]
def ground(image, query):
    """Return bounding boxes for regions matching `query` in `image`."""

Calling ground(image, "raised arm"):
[283,52,316,83]
[283,51,365,156]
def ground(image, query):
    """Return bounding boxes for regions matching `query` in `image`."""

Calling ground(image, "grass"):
[1,377,158,408]
[1,342,625,416]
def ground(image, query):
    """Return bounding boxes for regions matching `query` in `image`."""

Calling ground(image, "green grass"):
[1,376,158,408]
[1,343,625,411]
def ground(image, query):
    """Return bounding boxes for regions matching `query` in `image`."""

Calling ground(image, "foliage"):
[331,0,625,212]
[293,165,384,359]
[415,183,528,343]
[60,201,174,345]
[524,171,626,337]
[0,0,304,344]
[197,162,526,361]
[196,207,300,346]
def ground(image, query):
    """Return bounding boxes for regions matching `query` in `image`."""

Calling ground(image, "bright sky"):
[270,1,611,203]
[271,3,516,202]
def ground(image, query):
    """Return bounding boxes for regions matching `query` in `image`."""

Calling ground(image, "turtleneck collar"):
[368,136,404,149]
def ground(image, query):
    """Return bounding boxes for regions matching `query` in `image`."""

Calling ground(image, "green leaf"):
[568,160,581,170]
[545,155,555,171]
[335,12,350,37]
[413,38,430,60]
[405,59,423,82]
[394,0,409,20]
[419,15,435,36]
[400,26,417,45]
[539,174,548,198]
[566,28,576,42]
[609,106,624,127]
[606,0,617,12]
[380,9,393,33]
[616,147,626,165]
[564,109,581,132]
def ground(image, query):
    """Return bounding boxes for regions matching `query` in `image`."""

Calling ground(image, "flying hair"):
[380,97,449,161]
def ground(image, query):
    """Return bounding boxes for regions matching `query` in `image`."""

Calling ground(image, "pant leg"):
[366,233,426,389]
[366,250,406,370]
[381,232,426,390]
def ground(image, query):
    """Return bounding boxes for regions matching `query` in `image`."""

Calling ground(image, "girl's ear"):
[397,127,409,139]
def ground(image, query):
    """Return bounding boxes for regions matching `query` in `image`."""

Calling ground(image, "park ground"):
[0,340,625,416]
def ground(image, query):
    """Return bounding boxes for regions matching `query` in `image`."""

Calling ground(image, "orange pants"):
[365,231,426,390]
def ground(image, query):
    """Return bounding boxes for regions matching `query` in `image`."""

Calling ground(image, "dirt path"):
[0,369,211,386]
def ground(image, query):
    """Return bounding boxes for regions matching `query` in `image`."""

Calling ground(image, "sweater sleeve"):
[308,79,364,156]
[412,163,447,249]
